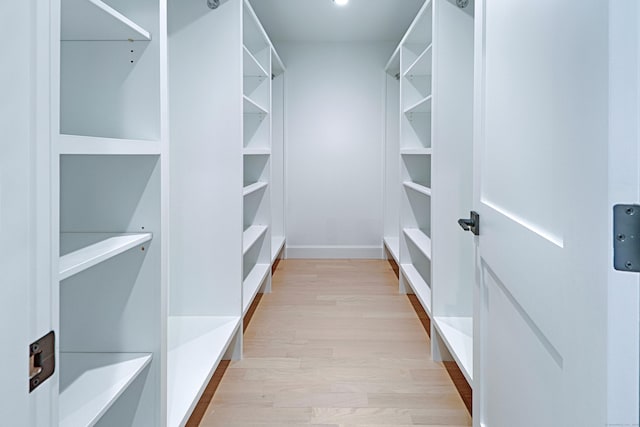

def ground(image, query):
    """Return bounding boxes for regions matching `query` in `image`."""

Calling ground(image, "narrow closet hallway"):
[195,260,472,426]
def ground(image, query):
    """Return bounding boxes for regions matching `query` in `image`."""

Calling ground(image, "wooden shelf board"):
[385,46,401,76]
[433,316,474,385]
[271,235,285,263]
[243,45,269,78]
[168,315,241,427]
[403,181,432,197]
[404,95,432,114]
[403,43,433,78]
[243,182,268,197]
[243,147,271,156]
[243,95,269,115]
[59,233,152,281]
[59,352,152,427]
[243,225,268,255]
[400,263,431,316]
[243,263,270,315]
[383,236,400,264]
[272,48,286,76]
[57,134,161,155]
[400,148,432,156]
[403,228,432,259]
[61,0,151,41]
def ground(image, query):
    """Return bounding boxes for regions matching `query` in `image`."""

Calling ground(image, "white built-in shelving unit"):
[383,50,401,264]
[167,0,284,425]
[53,0,166,425]
[384,0,475,389]
[168,1,244,425]
[242,0,274,313]
[397,1,434,319]
[430,0,475,386]
[271,49,286,263]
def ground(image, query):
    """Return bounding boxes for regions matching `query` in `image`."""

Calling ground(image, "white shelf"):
[384,236,400,264]
[243,263,270,315]
[401,148,432,156]
[243,45,268,78]
[272,49,286,76]
[243,0,271,56]
[57,134,161,155]
[243,147,271,156]
[404,95,432,114]
[59,352,152,427]
[243,95,269,115]
[403,44,433,78]
[168,316,241,427]
[61,0,151,41]
[403,181,432,197]
[403,228,432,259]
[243,225,268,255]
[385,46,401,76]
[243,182,268,197]
[271,235,285,263]
[433,316,474,385]
[59,233,152,281]
[400,263,431,316]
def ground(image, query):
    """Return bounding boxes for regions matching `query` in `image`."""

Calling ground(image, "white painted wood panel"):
[59,233,152,280]
[59,353,152,427]
[167,316,241,427]
[61,0,151,41]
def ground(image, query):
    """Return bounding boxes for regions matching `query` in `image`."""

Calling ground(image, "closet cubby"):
[58,154,161,427]
[59,0,161,143]
[401,5,433,69]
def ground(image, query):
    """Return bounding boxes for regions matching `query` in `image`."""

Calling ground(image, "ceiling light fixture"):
[333,0,349,6]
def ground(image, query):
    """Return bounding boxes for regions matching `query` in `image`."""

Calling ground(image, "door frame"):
[0,0,55,425]
[607,1,640,425]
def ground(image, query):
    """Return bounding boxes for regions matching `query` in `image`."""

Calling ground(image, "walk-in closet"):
[2,0,638,426]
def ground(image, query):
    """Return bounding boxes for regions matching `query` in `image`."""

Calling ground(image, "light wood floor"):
[198,259,472,427]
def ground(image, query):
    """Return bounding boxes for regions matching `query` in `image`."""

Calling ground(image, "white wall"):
[278,42,393,259]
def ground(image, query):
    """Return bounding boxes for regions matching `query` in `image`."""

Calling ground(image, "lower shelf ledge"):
[433,316,473,385]
[167,315,241,427]
[243,263,270,315]
[400,263,432,316]
[59,233,152,281]
[383,236,399,264]
[59,352,152,427]
[271,236,285,263]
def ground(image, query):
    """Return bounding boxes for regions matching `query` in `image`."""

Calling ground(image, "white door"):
[473,1,609,426]
[0,1,54,425]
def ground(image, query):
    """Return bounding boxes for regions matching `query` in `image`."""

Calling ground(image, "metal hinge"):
[613,204,640,272]
[29,331,55,392]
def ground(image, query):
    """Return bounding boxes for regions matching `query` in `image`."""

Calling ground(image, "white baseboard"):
[285,245,384,259]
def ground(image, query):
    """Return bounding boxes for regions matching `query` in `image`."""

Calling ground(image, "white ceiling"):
[248,0,425,43]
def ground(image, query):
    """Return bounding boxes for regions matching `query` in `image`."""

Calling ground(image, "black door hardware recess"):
[458,211,480,236]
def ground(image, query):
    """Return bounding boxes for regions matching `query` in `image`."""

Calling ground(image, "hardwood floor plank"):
[198,259,471,426]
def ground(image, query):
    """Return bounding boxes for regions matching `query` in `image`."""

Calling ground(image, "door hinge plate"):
[613,204,640,272]
[29,331,55,392]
